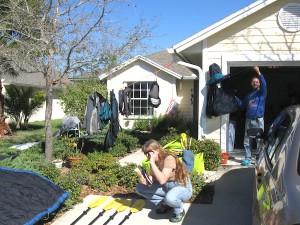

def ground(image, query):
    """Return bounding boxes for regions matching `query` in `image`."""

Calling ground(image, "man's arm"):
[254,66,267,96]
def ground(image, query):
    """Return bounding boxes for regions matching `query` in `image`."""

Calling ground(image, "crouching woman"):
[136,139,192,223]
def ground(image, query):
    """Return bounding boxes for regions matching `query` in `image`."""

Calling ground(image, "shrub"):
[198,139,221,171]
[190,171,206,201]
[108,131,139,157]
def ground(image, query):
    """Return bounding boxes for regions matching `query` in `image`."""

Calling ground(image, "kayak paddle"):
[103,199,132,225]
[118,199,145,225]
[88,198,122,225]
[70,196,108,225]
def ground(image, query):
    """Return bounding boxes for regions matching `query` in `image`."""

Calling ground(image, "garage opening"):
[227,66,300,149]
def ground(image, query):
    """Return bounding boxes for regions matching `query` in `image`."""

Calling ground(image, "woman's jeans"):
[136,178,193,216]
[244,117,264,161]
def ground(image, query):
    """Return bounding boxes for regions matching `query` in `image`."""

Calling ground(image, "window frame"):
[125,81,154,118]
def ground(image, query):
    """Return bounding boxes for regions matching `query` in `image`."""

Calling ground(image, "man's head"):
[251,77,260,90]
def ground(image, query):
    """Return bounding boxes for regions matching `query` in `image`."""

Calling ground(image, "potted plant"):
[62,136,85,167]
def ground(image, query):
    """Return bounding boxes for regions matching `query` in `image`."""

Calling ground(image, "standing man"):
[235,66,267,166]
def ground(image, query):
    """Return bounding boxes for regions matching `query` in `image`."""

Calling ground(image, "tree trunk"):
[0,79,4,117]
[44,74,53,162]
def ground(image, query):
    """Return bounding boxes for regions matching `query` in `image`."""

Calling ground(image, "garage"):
[173,0,300,151]
[228,66,300,149]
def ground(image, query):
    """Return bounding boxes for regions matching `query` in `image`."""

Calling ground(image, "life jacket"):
[148,81,161,108]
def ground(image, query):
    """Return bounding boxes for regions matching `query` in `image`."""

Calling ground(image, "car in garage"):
[252,104,300,225]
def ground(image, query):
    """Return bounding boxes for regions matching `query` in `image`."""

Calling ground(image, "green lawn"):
[0,119,62,157]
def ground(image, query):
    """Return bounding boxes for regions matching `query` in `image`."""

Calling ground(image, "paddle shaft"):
[118,212,132,225]
[87,209,106,225]
[70,208,91,225]
[103,211,118,225]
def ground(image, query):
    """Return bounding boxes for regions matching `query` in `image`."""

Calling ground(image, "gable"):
[173,0,300,65]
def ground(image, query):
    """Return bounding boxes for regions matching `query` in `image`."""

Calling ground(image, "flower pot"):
[220,152,230,164]
[52,159,63,168]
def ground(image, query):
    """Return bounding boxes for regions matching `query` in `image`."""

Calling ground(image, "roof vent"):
[278,3,300,32]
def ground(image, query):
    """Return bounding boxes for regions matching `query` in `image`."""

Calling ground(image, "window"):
[265,111,292,167]
[127,82,154,116]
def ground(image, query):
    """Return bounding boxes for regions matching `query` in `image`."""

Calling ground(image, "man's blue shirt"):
[235,75,267,118]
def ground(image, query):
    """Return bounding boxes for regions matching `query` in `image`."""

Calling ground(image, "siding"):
[204,0,300,144]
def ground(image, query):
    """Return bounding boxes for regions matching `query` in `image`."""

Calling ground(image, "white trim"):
[222,54,300,66]
[98,55,183,80]
[173,0,278,52]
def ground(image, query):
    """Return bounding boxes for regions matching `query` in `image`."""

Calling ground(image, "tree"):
[59,79,106,122]
[4,85,45,129]
[0,0,154,161]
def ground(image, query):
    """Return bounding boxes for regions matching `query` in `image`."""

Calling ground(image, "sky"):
[121,0,256,54]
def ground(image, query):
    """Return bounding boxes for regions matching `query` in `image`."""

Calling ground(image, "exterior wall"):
[176,79,194,120]
[203,0,300,147]
[106,60,192,129]
[2,85,65,122]
[30,94,65,121]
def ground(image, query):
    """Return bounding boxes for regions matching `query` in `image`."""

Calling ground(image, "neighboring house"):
[98,49,197,129]
[100,0,300,152]
[1,71,66,122]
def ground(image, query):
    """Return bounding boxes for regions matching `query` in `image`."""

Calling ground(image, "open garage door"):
[225,66,300,149]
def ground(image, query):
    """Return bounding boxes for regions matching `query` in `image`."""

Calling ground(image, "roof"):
[173,0,278,52]
[98,49,197,80]
[2,71,69,90]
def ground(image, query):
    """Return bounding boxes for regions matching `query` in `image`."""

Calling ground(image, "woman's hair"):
[142,139,189,186]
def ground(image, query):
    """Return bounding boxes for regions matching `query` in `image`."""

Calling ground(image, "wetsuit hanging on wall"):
[119,86,132,117]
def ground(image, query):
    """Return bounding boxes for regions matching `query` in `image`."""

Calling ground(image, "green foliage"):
[0,145,60,181]
[55,171,83,207]
[4,85,45,129]
[159,127,181,147]
[108,131,139,157]
[198,139,221,171]
[190,171,206,201]
[59,80,106,122]
[70,152,139,192]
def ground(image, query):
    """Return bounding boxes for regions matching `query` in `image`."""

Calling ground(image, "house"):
[98,50,198,129]
[101,0,300,152]
[1,71,66,122]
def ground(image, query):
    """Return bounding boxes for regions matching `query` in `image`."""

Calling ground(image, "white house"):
[2,72,66,122]
[99,50,198,129]
[101,0,300,152]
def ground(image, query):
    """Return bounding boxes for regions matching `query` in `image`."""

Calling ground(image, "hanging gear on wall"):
[148,81,161,108]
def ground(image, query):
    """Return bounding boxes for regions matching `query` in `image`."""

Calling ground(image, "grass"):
[0,119,62,157]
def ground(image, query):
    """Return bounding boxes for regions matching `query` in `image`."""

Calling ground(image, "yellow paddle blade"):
[103,198,121,211]
[116,199,132,212]
[130,199,145,213]
[88,196,109,209]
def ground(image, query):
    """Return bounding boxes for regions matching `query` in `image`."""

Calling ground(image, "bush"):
[71,152,139,192]
[109,131,139,157]
[190,171,206,201]
[198,139,221,171]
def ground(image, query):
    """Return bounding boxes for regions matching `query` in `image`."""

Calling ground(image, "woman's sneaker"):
[169,209,185,223]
